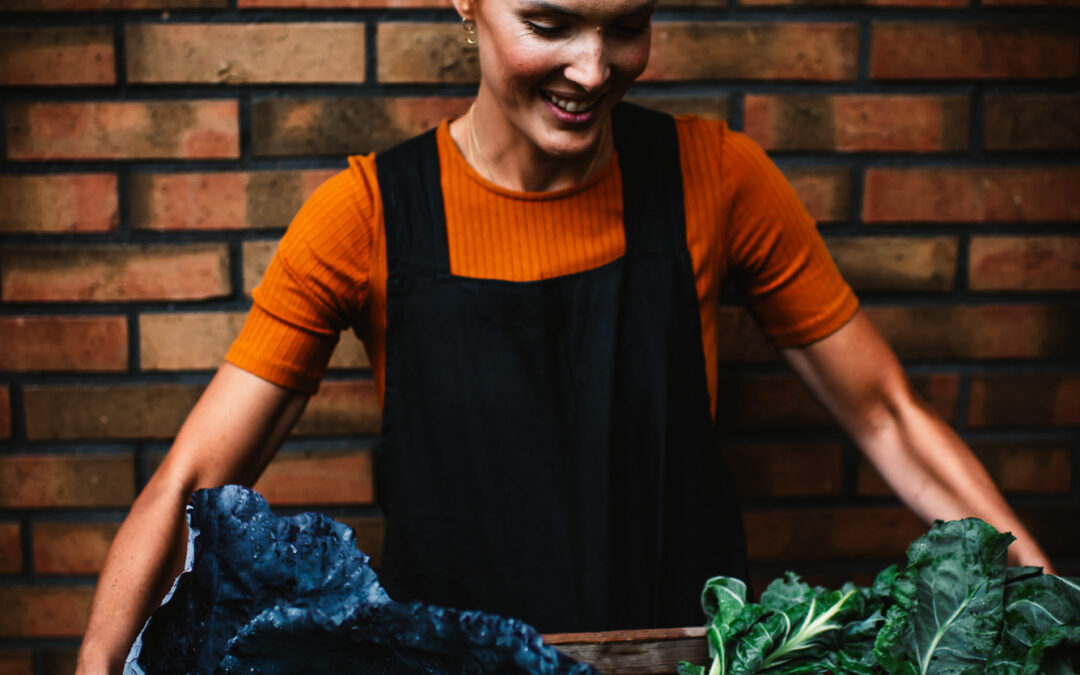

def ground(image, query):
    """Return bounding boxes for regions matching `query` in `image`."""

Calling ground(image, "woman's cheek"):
[619,36,652,79]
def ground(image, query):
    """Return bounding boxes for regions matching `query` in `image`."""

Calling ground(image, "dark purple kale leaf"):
[133,485,595,675]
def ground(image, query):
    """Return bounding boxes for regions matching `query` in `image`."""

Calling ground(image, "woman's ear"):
[450,0,473,21]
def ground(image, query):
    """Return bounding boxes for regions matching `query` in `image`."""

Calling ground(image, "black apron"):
[374,102,747,633]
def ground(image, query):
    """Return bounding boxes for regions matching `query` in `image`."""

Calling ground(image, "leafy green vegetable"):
[873,519,1013,674]
[679,518,1080,675]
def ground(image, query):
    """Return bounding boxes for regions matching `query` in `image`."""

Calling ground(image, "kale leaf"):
[128,485,595,675]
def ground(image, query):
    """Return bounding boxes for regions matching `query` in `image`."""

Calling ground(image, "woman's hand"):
[781,310,1054,572]
[76,364,310,675]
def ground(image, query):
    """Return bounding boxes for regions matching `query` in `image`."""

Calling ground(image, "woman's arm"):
[781,310,1053,570]
[75,363,310,675]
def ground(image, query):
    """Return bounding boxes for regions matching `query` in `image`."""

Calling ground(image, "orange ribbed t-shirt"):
[226,115,859,418]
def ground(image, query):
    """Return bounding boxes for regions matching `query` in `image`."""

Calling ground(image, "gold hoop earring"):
[462,18,477,47]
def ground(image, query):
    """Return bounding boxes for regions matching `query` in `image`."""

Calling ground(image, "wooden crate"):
[543,627,709,674]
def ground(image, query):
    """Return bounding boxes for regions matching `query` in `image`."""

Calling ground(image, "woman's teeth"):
[545,93,596,114]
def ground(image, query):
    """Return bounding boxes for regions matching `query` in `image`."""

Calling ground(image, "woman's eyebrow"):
[520,0,659,19]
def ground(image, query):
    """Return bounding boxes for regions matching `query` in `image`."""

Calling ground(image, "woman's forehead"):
[507,0,658,19]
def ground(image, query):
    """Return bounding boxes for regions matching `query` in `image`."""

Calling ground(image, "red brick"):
[0,316,127,372]
[377,23,479,84]
[293,379,381,436]
[983,0,1080,5]
[862,167,1080,223]
[825,236,957,292]
[741,0,964,5]
[0,387,10,440]
[0,524,21,574]
[339,516,385,568]
[0,244,230,303]
[0,651,32,675]
[969,236,1080,291]
[2,0,224,8]
[127,24,366,84]
[715,307,779,362]
[130,169,335,231]
[644,22,858,81]
[871,23,1080,80]
[33,523,119,575]
[744,94,969,152]
[0,586,94,637]
[726,443,844,497]
[744,507,925,563]
[24,384,201,440]
[0,27,114,86]
[868,305,1078,360]
[240,0,442,6]
[717,304,1076,362]
[781,167,852,223]
[140,311,368,371]
[985,94,1080,151]
[41,651,77,675]
[252,96,471,156]
[6,100,239,160]
[0,455,134,508]
[255,450,373,505]
[969,374,1080,428]
[857,441,1072,496]
[1017,504,1080,557]
[627,95,729,121]
[736,373,958,429]
[243,240,278,295]
[0,174,118,234]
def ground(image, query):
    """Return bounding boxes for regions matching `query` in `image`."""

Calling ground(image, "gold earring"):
[462,18,477,47]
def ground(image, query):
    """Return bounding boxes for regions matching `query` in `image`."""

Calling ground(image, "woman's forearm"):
[76,478,192,674]
[853,390,1053,570]
[783,311,1053,572]
[76,364,311,674]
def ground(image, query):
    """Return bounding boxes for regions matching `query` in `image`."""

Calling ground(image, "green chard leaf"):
[873,518,1014,675]
[730,586,857,674]
[996,571,1080,674]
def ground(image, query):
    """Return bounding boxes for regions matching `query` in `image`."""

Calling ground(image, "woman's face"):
[463,0,656,160]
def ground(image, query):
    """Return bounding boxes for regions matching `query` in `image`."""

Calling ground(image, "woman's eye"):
[523,20,566,37]
[612,22,650,37]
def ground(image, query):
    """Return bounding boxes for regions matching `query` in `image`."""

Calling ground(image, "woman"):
[76,0,1052,671]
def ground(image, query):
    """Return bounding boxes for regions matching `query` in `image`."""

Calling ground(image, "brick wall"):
[1,0,1078,668]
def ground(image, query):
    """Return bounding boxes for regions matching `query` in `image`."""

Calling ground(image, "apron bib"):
[374,102,747,632]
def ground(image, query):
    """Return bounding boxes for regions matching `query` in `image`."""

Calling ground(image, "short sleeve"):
[226,165,376,393]
[723,130,859,347]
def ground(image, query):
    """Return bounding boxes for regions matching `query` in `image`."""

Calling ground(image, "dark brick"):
[24,383,202,440]
[726,443,845,497]
[871,23,1080,80]
[645,22,859,81]
[252,97,471,156]
[825,236,957,292]
[985,94,1080,151]
[969,373,1080,428]
[744,94,968,152]
[0,455,134,508]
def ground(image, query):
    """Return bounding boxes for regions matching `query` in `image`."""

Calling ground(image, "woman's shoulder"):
[270,153,380,277]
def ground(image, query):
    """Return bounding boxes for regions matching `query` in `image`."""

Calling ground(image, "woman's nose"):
[564,32,610,91]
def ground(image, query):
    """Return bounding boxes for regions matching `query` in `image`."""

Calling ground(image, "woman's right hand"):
[75,364,310,675]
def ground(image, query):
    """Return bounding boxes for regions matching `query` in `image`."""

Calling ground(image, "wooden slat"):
[543,627,709,675]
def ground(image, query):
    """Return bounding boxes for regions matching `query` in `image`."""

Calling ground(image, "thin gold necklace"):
[467,104,609,186]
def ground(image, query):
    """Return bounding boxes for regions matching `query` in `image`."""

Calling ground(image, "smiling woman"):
[73,1,1054,672]
[451,0,656,191]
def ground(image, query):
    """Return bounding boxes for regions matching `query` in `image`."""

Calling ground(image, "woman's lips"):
[542,90,602,124]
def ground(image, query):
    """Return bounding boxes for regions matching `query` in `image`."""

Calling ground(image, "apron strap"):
[612,102,688,255]
[376,128,452,280]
